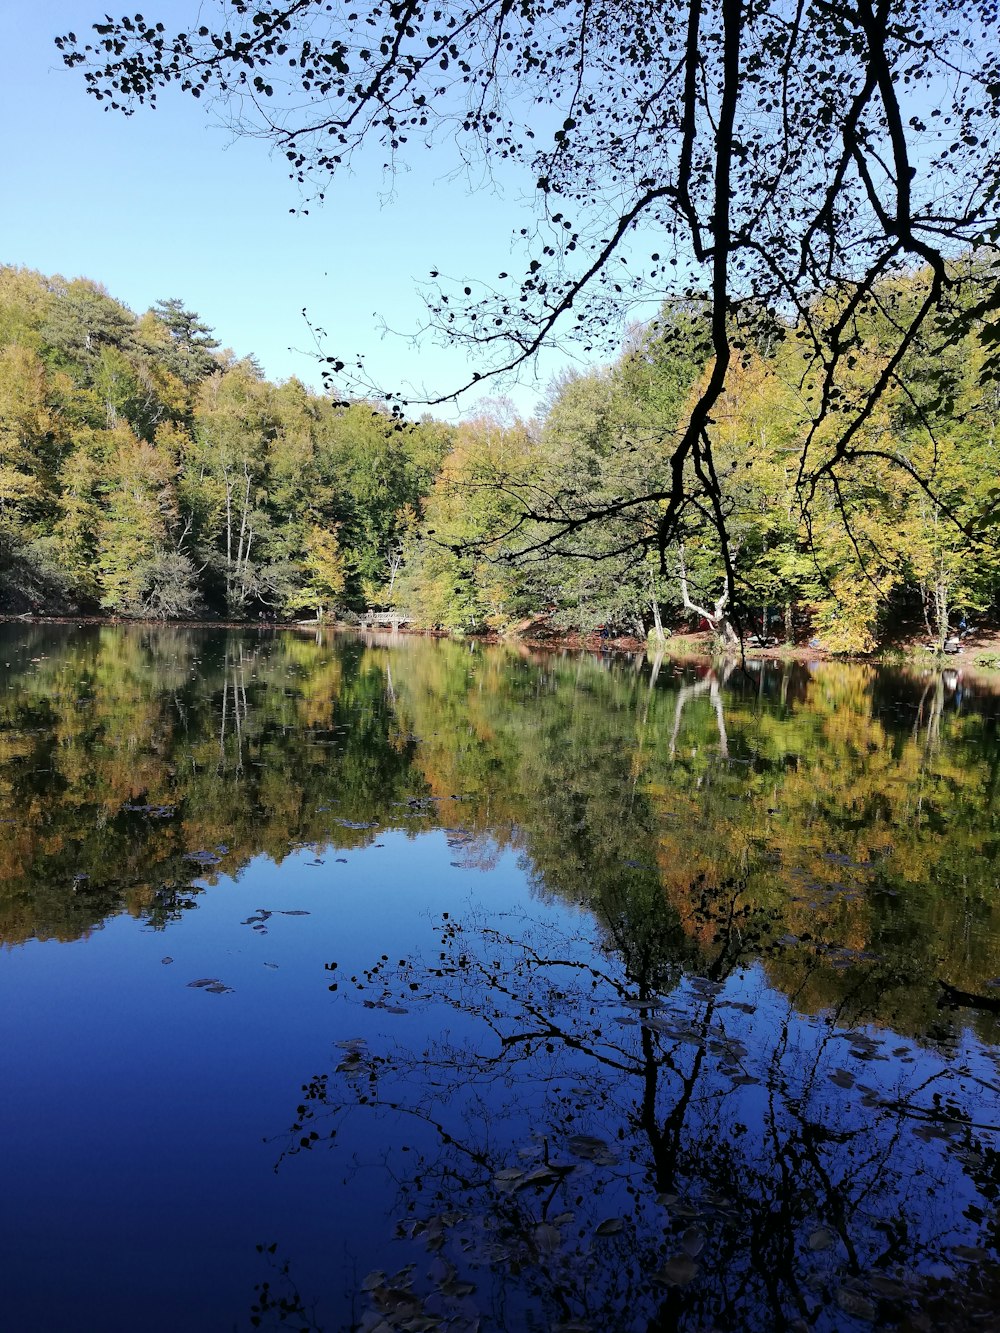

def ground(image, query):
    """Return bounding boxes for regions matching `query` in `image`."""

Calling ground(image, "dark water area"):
[1,624,998,1332]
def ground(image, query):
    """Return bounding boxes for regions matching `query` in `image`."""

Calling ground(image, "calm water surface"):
[1,625,998,1331]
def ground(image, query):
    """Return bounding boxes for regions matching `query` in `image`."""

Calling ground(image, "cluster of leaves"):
[0,265,450,619]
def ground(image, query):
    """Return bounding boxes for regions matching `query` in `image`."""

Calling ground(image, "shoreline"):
[2,613,997,671]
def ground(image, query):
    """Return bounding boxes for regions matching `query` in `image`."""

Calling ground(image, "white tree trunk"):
[676,544,738,648]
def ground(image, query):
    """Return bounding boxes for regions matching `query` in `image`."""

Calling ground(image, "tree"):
[289,522,348,619]
[40,278,140,377]
[59,0,1000,626]
[149,297,220,385]
[188,361,277,615]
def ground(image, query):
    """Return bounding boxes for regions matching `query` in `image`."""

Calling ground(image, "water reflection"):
[291,892,1000,1331]
[1,624,999,1329]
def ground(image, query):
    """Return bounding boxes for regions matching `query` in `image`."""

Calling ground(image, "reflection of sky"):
[327,929,998,1330]
[3,823,994,1330]
[0,831,548,1330]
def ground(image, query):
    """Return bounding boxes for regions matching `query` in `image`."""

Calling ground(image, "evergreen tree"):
[149,298,220,385]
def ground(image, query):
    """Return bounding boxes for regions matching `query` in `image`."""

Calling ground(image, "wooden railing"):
[359,610,411,630]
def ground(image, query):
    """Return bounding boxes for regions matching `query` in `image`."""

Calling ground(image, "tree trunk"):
[934,577,949,651]
[649,569,666,643]
[676,543,737,650]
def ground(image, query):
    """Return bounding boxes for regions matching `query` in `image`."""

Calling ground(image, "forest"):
[1,257,998,653]
[0,265,449,623]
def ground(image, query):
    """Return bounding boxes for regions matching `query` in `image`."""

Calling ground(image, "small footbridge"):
[359,610,411,631]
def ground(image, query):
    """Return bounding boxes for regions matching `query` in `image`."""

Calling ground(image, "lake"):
[1,624,998,1331]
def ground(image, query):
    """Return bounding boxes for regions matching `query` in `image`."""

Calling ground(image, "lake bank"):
[7,610,1000,672]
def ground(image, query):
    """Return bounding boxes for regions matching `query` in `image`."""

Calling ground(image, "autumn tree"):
[287,523,349,619]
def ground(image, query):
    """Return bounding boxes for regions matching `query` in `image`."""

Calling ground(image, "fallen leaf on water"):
[595,1218,624,1236]
[953,1244,989,1262]
[533,1222,561,1255]
[835,1287,876,1321]
[517,1166,560,1189]
[867,1275,909,1300]
[567,1133,614,1160]
[682,1228,706,1258]
[808,1228,835,1252]
[652,1254,699,1287]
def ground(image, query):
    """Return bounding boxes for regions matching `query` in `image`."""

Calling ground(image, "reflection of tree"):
[668,660,734,759]
[283,884,1000,1331]
[0,624,422,944]
[4,627,1000,1046]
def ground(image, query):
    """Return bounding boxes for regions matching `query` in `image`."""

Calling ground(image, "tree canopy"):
[58,0,1000,607]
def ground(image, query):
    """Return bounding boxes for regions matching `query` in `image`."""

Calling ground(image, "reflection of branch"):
[279,896,1000,1330]
[710,676,729,761]
[669,674,712,757]
[938,978,1000,1016]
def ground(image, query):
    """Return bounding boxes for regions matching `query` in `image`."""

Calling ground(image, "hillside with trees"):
[398,260,1000,653]
[0,265,450,620]
[1,260,999,651]
[59,0,1000,659]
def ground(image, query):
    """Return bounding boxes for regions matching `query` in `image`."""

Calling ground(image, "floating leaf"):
[867,1275,909,1299]
[517,1165,560,1189]
[682,1228,706,1258]
[828,1069,855,1089]
[493,1167,524,1183]
[953,1244,989,1262]
[595,1217,624,1236]
[533,1222,561,1254]
[567,1133,614,1161]
[835,1287,876,1321]
[653,1254,699,1287]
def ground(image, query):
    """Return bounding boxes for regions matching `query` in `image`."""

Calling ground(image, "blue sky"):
[0,0,578,418]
